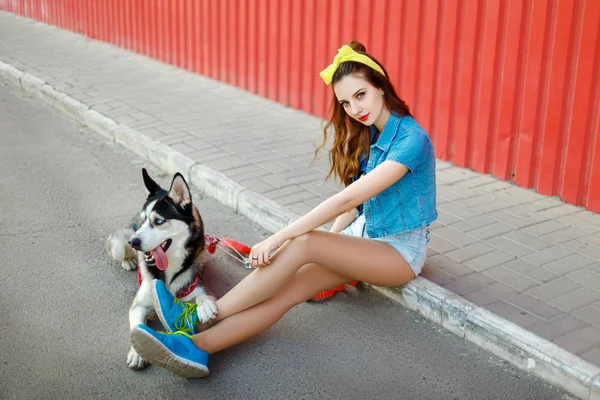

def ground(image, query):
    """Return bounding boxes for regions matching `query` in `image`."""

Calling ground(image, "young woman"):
[130,41,438,378]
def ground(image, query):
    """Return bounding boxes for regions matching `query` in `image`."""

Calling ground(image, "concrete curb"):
[0,61,22,87]
[2,59,599,400]
[373,281,600,399]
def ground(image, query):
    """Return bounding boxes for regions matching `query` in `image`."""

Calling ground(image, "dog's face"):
[129,169,194,271]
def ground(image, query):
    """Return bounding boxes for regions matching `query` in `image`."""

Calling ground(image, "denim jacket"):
[358,113,437,238]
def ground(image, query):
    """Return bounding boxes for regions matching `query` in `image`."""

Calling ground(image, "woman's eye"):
[155,219,164,225]
[356,92,364,99]
[341,101,349,107]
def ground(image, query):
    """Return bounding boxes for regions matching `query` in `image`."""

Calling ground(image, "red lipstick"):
[358,113,370,122]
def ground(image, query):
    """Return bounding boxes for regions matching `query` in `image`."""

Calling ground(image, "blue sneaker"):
[130,324,209,378]
[152,279,199,334]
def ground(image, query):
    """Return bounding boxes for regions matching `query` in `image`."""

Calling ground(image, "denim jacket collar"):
[369,112,402,152]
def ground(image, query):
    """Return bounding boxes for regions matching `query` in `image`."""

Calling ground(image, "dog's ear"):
[168,173,191,208]
[142,168,162,196]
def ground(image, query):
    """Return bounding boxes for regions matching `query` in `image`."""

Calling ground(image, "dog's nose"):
[129,237,141,249]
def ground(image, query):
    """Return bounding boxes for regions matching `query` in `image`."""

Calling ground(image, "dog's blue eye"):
[155,219,164,225]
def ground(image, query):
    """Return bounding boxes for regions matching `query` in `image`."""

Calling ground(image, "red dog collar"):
[136,268,199,299]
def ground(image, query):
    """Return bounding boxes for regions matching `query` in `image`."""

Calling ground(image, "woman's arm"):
[250,160,410,265]
[330,208,358,233]
[277,160,409,242]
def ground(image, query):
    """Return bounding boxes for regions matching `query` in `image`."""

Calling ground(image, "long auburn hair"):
[314,41,412,187]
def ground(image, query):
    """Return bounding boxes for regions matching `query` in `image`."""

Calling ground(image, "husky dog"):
[107,168,217,370]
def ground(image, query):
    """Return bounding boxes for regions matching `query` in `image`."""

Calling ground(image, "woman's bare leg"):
[194,230,416,353]
[194,262,348,353]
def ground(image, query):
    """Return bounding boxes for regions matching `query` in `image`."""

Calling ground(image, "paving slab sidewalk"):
[1,11,600,400]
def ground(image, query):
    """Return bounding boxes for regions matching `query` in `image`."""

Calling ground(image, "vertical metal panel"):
[536,0,574,197]
[25,0,32,19]
[235,0,247,90]
[149,0,159,61]
[182,0,191,71]
[313,0,331,119]
[155,0,164,63]
[300,0,316,115]
[415,0,438,143]
[228,0,239,86]
[560,0,600,205]
[586,16,600,212]
[493,0,522,181]
[470,0,500,173]
[2,0,599,213]
[50,0,57,26]
[122,0,130,50]
[112,0,121,48]
[245,0,257,93]
[162,0,170,63]
[171,0,179,66]
[277,0,291,105]
[66,0,72,29]
[141,0,150,58]
[266,0,279,103]
[451,2,478,168]
[399,1,420,116]
[76,0,85,35]
[190,0,201,74]
[87,0,96,40]
[512,0,548,189]
[74,0,83,34]
[97,0,105,42]
[288,0,303,110]
[123,0,131,49]
[256,0,267,98]
[106,0,114,44]
[174,0,183,67]
[428,0,456,160]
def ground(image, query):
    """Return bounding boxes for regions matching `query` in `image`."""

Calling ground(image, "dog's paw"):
[127,346,148,370]
[107,228,137,269]
[195,295,218,323]
[121,258,138,271]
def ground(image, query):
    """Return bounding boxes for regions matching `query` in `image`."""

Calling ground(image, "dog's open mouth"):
[144,239,172,271]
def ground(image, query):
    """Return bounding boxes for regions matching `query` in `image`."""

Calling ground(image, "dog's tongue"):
[151,246,168,270]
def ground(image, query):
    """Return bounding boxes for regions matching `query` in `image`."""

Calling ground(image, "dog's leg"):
[127,280,153,370]
[191,285,218,324]
[106,227,138,271]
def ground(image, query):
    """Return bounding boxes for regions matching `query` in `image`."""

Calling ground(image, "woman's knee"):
[289,231,315,254]
[268,284,307,311]
[274,262,332,306]
[288,230,320,253]
[275,275,314,306]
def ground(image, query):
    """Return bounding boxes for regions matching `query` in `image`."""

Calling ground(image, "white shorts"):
[342,214,430,276]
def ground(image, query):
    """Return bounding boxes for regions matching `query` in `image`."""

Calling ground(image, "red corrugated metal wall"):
[2,0,599,212]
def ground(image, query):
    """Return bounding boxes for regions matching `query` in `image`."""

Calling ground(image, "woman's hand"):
[249,234,284,268]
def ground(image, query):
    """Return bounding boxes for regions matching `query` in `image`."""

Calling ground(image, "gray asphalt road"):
[0,82,575,400]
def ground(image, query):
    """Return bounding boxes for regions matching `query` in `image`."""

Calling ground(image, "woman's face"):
[333,73,387,129]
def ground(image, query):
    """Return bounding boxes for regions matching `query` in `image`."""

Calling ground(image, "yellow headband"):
[319,45,386,85]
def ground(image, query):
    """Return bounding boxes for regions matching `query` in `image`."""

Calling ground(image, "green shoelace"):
[163,330,194,340]
[172,297,198,334]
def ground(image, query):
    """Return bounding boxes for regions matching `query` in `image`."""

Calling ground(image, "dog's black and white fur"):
[107,168,217,369]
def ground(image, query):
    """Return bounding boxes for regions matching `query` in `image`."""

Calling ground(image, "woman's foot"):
[152,279,199,334]
[130,324,209,378]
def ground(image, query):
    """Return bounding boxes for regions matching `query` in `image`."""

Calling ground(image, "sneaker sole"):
[151,282,175,333]
[130,327,209,378]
